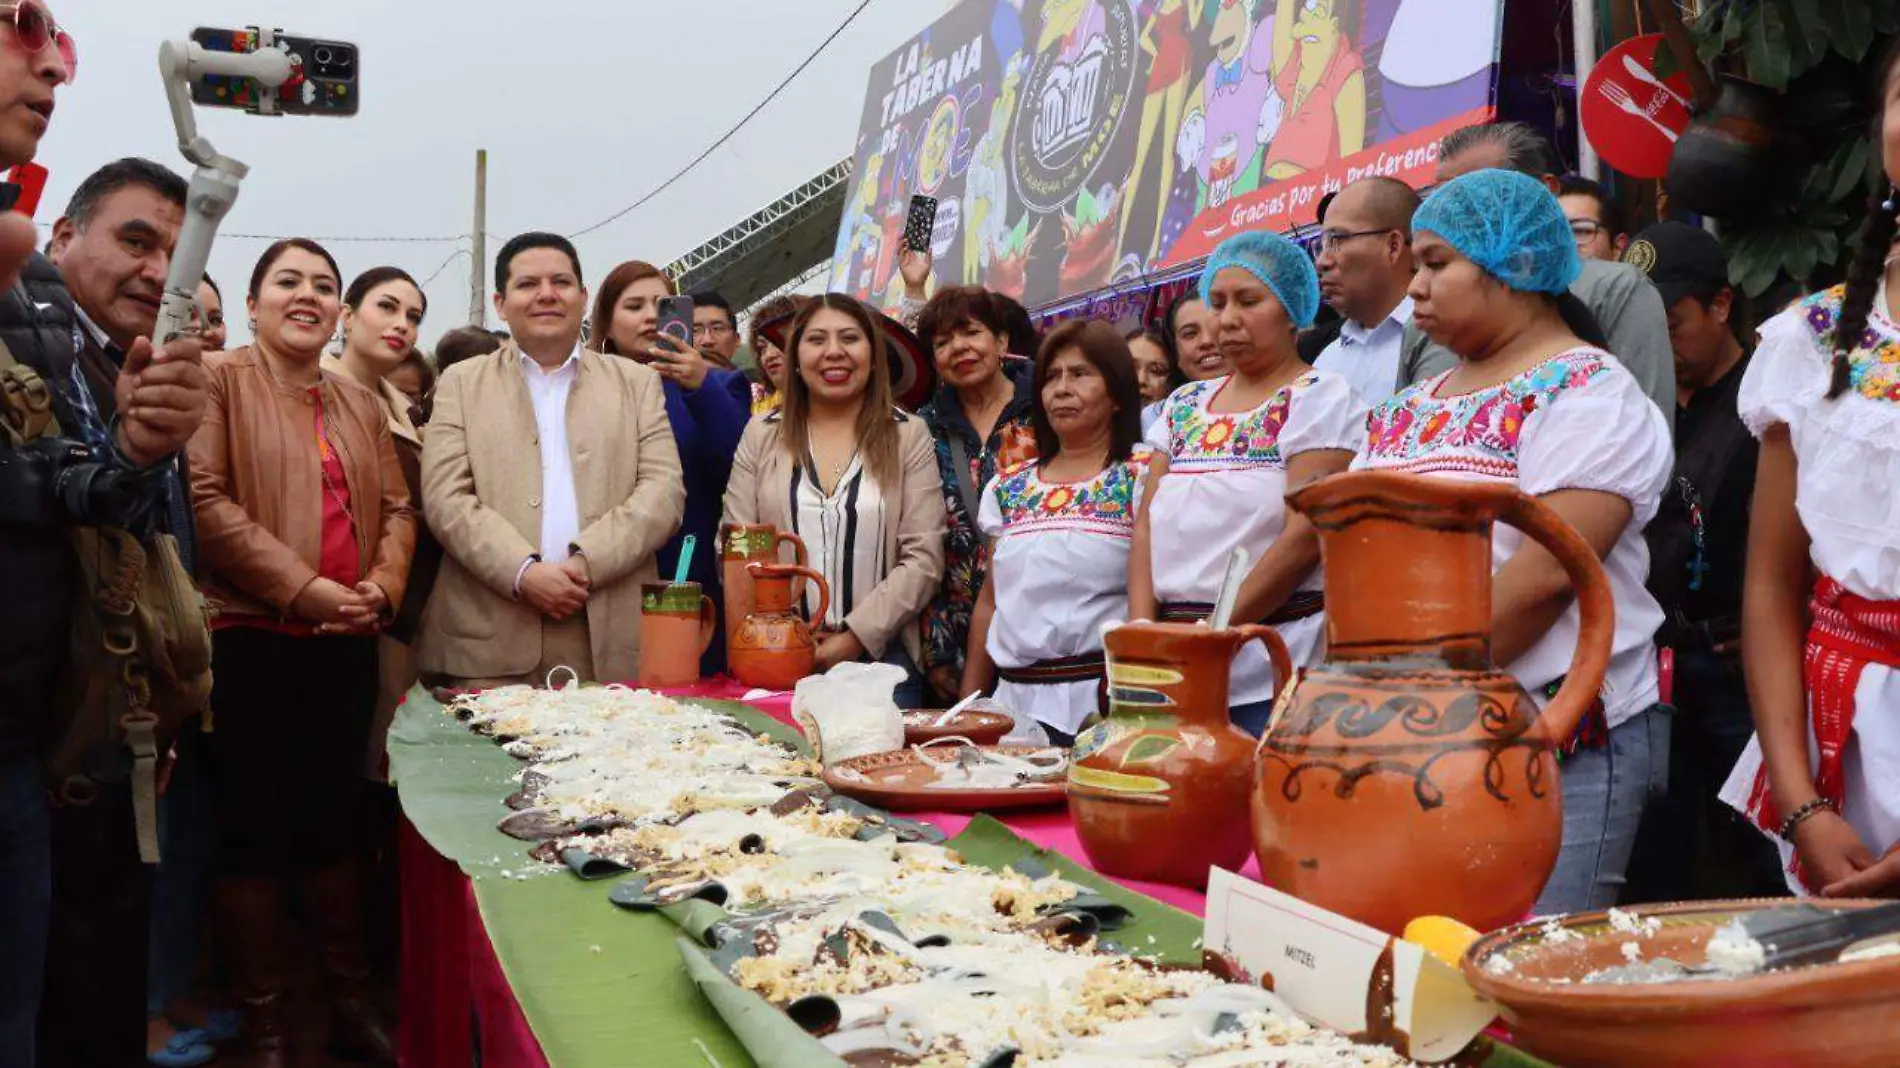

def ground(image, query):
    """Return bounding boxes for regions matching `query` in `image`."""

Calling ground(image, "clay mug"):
[636,582,717,690]
[1068,620,1292,889]
[729,563,831,692]
[720,524,808,653]
[1253,470,1614,936]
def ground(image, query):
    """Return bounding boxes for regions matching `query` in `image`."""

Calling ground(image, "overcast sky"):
[35,0,937,347]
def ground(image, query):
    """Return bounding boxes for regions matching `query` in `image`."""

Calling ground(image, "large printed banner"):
[830,0,1503,311]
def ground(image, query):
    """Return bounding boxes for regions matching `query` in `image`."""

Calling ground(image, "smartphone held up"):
[904,194,939,254]
[656,296,695,353]
[189,27,359,116]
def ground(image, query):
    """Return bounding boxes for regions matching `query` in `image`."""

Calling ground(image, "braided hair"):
[1829,37,1900,400]
[1827,185,1897,398]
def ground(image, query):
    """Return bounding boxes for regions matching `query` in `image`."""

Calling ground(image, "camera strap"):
[0,341,58,445]
[0,336,207,863]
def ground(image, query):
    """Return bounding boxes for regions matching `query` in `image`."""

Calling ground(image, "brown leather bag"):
[0,346,213,862]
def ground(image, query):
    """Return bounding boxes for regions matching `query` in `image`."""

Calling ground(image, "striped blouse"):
[789,447,889,629]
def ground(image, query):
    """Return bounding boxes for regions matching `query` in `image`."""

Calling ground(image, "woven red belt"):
[1743,576,1900,847]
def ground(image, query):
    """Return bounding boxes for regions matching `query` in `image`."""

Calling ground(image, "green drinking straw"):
[673,534,696,586]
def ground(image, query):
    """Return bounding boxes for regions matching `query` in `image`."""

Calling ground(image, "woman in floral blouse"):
[961,319,1150,744]
[1131,231,1364,734]
[1719,39,1900,900]
[1352,169,1671,914]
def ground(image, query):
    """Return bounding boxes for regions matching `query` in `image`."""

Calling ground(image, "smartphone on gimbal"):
[188,27,359,116]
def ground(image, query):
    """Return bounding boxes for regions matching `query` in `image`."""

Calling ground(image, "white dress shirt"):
[519,345,582,563]
[1315,295,1413,406]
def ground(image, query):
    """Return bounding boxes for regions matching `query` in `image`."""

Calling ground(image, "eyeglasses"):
[1569,220,1606,244]
[0,3,74,84]
[1317,228,1396,254]
[693,322,734,338]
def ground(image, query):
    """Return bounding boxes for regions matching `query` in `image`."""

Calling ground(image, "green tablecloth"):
[390,687,780,1066]
[388,687,1208,1066]
[388,687,1553,1068]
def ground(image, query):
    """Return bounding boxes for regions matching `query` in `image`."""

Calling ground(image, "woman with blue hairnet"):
[1131,230,1368,734]
[1353,169,1672,914]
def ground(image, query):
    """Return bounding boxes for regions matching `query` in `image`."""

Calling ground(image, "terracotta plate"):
[901,709,1014,746]
[1464,898,1900,1068]
[822,746,1068,812]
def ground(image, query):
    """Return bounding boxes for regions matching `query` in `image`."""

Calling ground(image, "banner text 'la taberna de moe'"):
[830,0,1504,312]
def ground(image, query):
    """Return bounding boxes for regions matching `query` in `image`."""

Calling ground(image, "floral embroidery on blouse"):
[1162,374,1315,472]
[1799,284,1900,403]
[1363,349,1611,478]
[992,446,1155,539]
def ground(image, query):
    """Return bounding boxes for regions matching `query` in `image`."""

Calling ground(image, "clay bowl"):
[900,708,1013,746]
[1463,898,1900,1068]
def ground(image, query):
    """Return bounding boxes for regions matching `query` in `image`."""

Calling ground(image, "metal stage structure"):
[664,158,852,314]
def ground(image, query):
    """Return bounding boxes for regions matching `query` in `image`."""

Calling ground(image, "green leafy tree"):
[1657,0,1900,295]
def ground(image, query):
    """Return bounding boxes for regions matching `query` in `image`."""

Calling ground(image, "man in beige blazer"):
[420,232,684,685]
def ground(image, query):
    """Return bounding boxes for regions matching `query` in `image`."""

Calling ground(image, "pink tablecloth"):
[702,679,1265,914]
[400,678,1255,1066]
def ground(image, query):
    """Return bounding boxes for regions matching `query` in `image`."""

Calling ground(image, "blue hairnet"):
[1412,170,1581,295]
[1198,230,1320,329]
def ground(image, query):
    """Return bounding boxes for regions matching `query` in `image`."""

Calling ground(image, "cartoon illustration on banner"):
[830,0,1503,311]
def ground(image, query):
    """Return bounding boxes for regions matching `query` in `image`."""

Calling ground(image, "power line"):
[28,218,464,244]
[566,0,875,240]
[419,246,472,288]
[219,232,466,243]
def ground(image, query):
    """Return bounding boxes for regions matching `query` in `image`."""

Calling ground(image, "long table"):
[391,680,1266,1068]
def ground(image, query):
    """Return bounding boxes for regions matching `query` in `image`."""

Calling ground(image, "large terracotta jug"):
[1252,471,1614,936]
[636,582,717,689]
[729,563,830,692]
[1069,621,1292,889]
[720,524,807,652]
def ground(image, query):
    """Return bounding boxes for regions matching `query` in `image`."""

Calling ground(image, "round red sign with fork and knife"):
[1581,34,1695,178]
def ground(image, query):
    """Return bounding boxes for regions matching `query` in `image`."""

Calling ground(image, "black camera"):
[0,437,144,529]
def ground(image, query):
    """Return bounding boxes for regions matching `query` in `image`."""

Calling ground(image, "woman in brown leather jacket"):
[323,265,439,779]
[187,238,414,1067]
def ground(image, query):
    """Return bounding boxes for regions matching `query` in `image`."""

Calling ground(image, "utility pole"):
[470,148,487,327]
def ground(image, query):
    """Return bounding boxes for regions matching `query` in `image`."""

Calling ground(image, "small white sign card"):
[1201,868,1499,1063]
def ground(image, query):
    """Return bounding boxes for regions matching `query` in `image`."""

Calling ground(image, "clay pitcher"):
[1068,621,1292,889]
[729,563,830,692]
[720,524,808,653]
[1665,76,1789,221]
[636,582,717,689]
[1253,471,1614,936]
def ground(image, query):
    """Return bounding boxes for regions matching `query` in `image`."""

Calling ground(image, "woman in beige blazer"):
[723,294,946,704]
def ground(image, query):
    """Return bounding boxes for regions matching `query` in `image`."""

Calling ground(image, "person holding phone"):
[188,238,415,1065]
[722,295,946,705]
[589,260,751,673]
[915,284,1039,704]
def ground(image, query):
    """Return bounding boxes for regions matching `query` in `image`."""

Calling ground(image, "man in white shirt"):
[1312,177,1420,404]
[422,232,684,686]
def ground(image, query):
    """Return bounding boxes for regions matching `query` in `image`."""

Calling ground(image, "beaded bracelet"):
[1778,797,1837,841]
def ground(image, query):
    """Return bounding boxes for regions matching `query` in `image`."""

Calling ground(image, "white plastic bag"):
[791,661,906,766]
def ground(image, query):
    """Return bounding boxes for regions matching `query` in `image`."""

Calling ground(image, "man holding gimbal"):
[0,5,210,1066]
